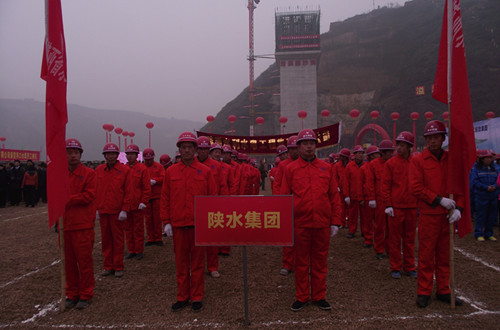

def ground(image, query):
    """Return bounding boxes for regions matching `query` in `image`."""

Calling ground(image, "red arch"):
[355,123,391,145]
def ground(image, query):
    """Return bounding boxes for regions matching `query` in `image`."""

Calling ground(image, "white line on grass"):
[21,301,58,324]
[2,211,48,222]
[455,247,500,272]
[0,260,60,289]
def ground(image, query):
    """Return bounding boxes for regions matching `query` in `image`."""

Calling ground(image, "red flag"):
[41,0,70,228]
[432,0,475,238]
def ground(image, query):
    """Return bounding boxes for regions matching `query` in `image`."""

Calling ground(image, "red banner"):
[197,123,339,154]
[0,149,40,162]
[195,196,293,246]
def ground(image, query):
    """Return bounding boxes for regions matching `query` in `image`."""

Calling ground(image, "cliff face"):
[203,0,500,147]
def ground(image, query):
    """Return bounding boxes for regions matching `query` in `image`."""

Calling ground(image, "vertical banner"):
[41,0,70,228]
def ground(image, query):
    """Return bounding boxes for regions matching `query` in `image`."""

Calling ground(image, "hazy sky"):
[0,0,408,121]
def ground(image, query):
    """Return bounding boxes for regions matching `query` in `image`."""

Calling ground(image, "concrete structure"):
[275,9,321,133]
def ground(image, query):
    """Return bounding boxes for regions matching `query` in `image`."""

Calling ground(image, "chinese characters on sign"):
[0,149,40,162]
[195,196,293,246]
[415,86,425,96]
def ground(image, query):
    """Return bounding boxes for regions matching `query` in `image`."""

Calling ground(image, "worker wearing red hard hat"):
[123,144,151,261]
[268,157,280,192]
[159,154,172,169]
[63,138,97,310]
[272,135,299,276]
[210,143,232,197]
[280,129,342,312]
[95,143,131,278]
[143,148,165,247]
[365,140,394,259]
[333,148,351,228]
[344,145,366,238]
[360,145,380,248]
[381,132,417,280]
[161,131,217,313]
[410,120,464,308]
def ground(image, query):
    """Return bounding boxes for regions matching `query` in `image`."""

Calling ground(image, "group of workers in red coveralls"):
[61,119,463,313]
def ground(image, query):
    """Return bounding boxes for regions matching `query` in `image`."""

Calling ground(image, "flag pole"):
[446,0,456,310]
[58,216,66,312]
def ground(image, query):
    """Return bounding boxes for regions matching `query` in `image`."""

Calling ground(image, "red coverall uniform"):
[381,154,417,273]
[272,157,296,272]
[239,163,253,195]
[199,157,224,273]
[409,149,464,296]
[125,162,151,255]
[333,161,348,227]
[361,162,374,245]
[365,157,389,254]
[220,159,240,254]
[63,163,96,301]
[218,161,231,196]
[280,157,342,303]
[269,166,279,192]
[160,159,217,302]
[251,166,261,195]
[344,160,365,235]
[145,161,164,244]
[96,162,130,272]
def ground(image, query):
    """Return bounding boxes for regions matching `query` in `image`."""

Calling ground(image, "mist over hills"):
[202,0,500,147]
[0,98,203,161]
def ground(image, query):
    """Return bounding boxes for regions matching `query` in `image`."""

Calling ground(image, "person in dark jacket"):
[0,163,10,208]
[37,162,47,203]
[21,162,38,207]
[9,160,24,206]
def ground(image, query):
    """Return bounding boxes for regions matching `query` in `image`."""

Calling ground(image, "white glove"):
[150,179,156,186]
[330,225,339,237]
[385,207,394,217]
[118,211,127,221]
[439,197,456,210]
[96,210,100,220]
[164,224,173,237]
[270,176,274,182]
[369,200,376,208]
[138,203,147,210]
[449,209,461,223]
[344,197,351,205]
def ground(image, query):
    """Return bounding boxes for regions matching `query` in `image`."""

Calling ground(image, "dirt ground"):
[1,182,499,329]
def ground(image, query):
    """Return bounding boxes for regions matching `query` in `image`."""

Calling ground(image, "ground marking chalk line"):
[2,211,48,222]
[455,247,500,272]
[0,260,60,289]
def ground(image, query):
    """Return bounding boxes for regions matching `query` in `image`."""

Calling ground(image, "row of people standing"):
[0,160,47,208]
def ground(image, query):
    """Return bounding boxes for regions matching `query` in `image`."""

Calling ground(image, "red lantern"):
[321,109,330,118]
[146,122,154,129]
[0,136,5,142]
[279,116,288,124]
[442,111,449,120]
[256,117,264,125]
[128,132,135,138]
[410,112,420,120]
[390,112,400,120]
[114,127,123,134]
[486,111,495,119]
[349,109,360,119]
[410,112,419,150]
[370,110,379,119]
[122,131,129,137]
[206,115,215,123]
[424,111,434,120]
[228,115,237,123]
[298,110,307,119]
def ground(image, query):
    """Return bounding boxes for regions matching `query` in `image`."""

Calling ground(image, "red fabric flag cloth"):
[432,0,475,238]
[41,0,70,228]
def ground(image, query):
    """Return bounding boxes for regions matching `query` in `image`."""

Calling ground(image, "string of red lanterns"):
[390,112,400,143]
[145,122,154,148]
[279,116,287,134]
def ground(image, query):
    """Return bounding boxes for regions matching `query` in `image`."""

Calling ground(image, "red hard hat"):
[423,120,447,136]
[329,153,336,159]
[277,145,288,155]
[297,129,317,143]
[159,154,171,165]
[222,145,232,153]
[287,135,299,148]
[237,152,245,160]
[66,138,83,151]
[175,151,181,157]
[339,148,351,158]
[353,145,364,153]
[366,145,380,155]
[197,136,211,149]
[379,139,395,151]
[176,131,197,147]
[395,131,415,146]
[125,144,140,153]
[210,143,222,151]
[249,158,257,165]
[478,149,493,158]
[231,150,239,157]
[143,148,155,159]
[102,143,119,154]
[274,157,281,166]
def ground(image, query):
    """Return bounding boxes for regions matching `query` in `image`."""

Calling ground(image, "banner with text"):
[197,123,340,154]
[0,149,40,162]
[195,195,293,246]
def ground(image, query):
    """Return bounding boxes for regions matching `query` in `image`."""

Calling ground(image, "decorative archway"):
[354,123,391,145]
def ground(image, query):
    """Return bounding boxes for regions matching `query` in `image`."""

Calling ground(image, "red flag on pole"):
[41,0,70,228]
[432,0,475,238]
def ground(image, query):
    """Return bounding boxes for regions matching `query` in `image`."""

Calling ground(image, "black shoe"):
[363,243,372,248]
[145,241,154,246]
[125,253,136,259]
[218,253,230,258]
[171,300,189,312]
[436,293,463,306]
[75,299,91,310]
[192,301,203,312]
[313,300,332,310]
[416,295,430,308]
[291,300,307,312]
[375,253,384,260]
[136,253,143,260]
[347,233,355,239]
[65,298,78,309]
[155,241,164,246]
